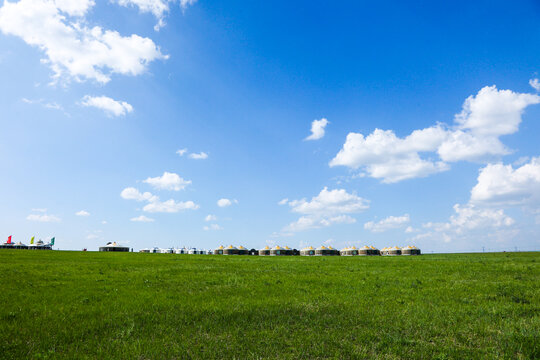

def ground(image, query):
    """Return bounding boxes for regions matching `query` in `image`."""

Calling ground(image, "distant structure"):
[1,236,53,250]
[270,245,293,256]
[214,245,225,255]
[315,246,339,256]
[259,246,271,256]
[223,245,238,255]
[237,246,249,255]
[401,245,421,255]
[99,242,129,252]
[340,246,359,256]
[300,246,316,256]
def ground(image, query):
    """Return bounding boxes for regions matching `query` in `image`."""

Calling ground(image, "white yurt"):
[237,246,249,255]
[99,242,130,252]
[258,246,271,256]
[401,245,421,255]
[300,246,315,256]
[223,245,238,255]
[214,245,224,255]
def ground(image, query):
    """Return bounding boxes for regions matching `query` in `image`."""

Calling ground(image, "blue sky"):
[1,0,539,252]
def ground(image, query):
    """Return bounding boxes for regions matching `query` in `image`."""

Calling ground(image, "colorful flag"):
[30,236,34,245]
[7,235,11,244]
[50,237,55,246]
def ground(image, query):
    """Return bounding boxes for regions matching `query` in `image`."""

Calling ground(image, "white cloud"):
[115,0,197,30]
[205,214,217,222]
[75,210,90,216]
[0,0,167,84]
[278,198,288,205]
[188,152,208,160]
[120,187,158,202]
[130,215,154,222]
[31,208,47,213]
[330,86,540,182]
[143,172,191,191]
[22,98,64,112]
[27,213,61,222]
[203,223,222,231]
[217,198,237,207]
[405,226,415,233]
[176,148,188,156]
[81,95,133,117]
[423,204,514,235]
[143,199,199,213]
[283,187,369,232]
[471,157,540,207]
[330,127,449,183]
[305,118,329,141]
[529,78,540,92]
[364,214,410,233]
[121,186,198,213]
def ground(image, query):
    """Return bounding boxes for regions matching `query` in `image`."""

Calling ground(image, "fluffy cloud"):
[283,187,369,232]
[217,198,237,207]
[188,152,208,160]
[75,210,90,216]
[176,148,188,156]
[130,215,154,222]
[278,198,288,205]
[530,78,540,91]
[121,186,198,213]
[305,118,329,141]
[471,157,540,207]
[27,213,61,222]
[143,172,191,191]
[143,199,198,213]
[81,95,133,117]
[423,204,514,235]
[330,86,540,182]
[364,214,410,233]
[203,223,222,231]
[115,0,197,30]
[205,214,217,222]
[120,187,158,202]
[0,0,167,83]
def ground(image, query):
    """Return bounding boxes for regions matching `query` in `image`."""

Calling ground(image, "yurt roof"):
[15,242,26,246]
[226,245,237,249]
[272,245,282,250]
[341,247,349,251]
[316,246,327,250]
[302,246,314,250]
[284,246,291,250]
[260,245,270,250]
[351,246,357,250]
[361,245,370,250]
[238,245,246,249]
[370,246,378,250]
[216,245,224,249]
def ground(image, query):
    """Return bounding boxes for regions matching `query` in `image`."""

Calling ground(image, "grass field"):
[0,251,538,359]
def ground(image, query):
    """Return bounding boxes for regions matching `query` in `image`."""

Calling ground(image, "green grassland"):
[0,251,538,359]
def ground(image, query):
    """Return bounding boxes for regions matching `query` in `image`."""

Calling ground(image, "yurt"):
[249,248,258,256]
[369,246,380,256]
[300,246,316,256]
[188,248,197,255]
[99,242,129,252]
[214,245,224,255]
[206,249,213,255]
[270,245,292,256]
[388,246,402,256]
[161,248,174,254]
[341,246,359,256]
[223,245,238,255]
[27,239,52,250]
[401,245,421,256]
[13,242,28,250]
[237,246,249,255]
[139,248,151,253]
[380,247,389,256]
[357,245,370,256]
[283,246,294,256]
[315,246,337,256]
[258,246,271,256]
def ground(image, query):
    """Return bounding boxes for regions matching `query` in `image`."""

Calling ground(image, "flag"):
[30,236,34,245]
[7,235,11,244]
[50,237,55,246]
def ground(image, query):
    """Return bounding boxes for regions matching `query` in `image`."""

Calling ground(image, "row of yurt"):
[1,236,54,250]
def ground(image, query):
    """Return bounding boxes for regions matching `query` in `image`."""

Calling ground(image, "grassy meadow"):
[0,250,538,359]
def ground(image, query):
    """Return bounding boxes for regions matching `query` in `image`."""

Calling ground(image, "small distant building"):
[315,246,338,256]
[237,246,249,255]
[249,248,258,256]
[270,245,292,256]
[340,246,359,256]
[12,242,28,250]
[206,249,213,255]
[258,246,271,256]
[28,239,52,250]
[214,245,224,255]
[300,246,315,256]
[383,246,401,256]
[99,242,129,252]
[401,246,421,255]
[369,246,380,256]
[139,248,151,253]
[223,245,238,255]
